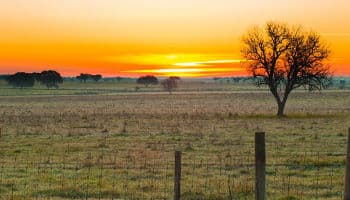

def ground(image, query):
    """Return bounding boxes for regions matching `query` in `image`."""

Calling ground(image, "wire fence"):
[0,131,348,199]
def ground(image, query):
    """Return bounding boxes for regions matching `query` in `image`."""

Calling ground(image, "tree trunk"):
[277,100,286,117]
[270,86,289,117]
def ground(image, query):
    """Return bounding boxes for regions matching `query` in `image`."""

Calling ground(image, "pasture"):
[0,81,349,199]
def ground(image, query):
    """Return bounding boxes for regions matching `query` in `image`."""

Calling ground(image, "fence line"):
[0,128,349,199]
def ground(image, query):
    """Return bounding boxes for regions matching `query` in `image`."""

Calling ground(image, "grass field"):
[0,81,350,199]
[0,80,262,96]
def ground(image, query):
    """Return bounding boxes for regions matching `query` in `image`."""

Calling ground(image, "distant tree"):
[116,76,123,82]
[0,75,10,81]
[137,75,158,87]
[90,74,102,82]
[31,72,41,80]
[169,76,181,81]
[37,70,63,89]
[242,22,332,116]
[76,73,102,82]
[76,73,90,82]
[339,80,346,89]
[231,77,242,83]
[6,72,35,88]
[213,77,221,82]
[161,77,180,94]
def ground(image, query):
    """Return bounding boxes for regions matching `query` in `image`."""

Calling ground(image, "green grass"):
[0,85,349,199]
[0,80,264,97]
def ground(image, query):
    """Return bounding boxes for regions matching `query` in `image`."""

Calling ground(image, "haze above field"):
[0,0,350,77]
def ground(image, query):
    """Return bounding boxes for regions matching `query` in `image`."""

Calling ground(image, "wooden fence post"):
[255,132,266,200]
[174,151,182,200]
[344,127,350,200]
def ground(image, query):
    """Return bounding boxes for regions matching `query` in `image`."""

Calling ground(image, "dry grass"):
[0,89,349,199]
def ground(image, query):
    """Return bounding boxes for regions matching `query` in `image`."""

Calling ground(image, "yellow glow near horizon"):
[173,63,201,67]
[110,54,245,77]
[124,61,244,77]
[174,60,243,67]
[103,54,207,66]
[126,67,242,73]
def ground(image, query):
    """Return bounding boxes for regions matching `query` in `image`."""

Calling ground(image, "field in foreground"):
[0,90,350,199]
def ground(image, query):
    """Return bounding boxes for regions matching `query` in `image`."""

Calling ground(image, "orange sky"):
[0,0,349,77]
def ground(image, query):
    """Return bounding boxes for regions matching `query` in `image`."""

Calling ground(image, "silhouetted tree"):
[37,70,63,89]
[213,77,221,82]
[76,73,103,82]
[231,77,243,83]
[116,76,123,82]
[161,77,180,94]
[76,73,90,82]
[137,75,158,87]
[91,74,102,82]
[242,22,332,116]
[0,75,10,81]
[169,76,181,81]
[339,80,346,89]
[7,72,35,88]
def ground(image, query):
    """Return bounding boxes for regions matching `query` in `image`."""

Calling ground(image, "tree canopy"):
[76,73,103,82]
[7,72,35,88]
[6,70,63,89]
[137,75,158,87]
[37,70,63,88]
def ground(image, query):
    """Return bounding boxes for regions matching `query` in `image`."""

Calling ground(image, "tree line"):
[4,71,105,89]
[6,70,63,89]
[3,70,181,93]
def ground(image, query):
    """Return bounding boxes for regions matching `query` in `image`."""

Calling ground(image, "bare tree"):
[161,77,180,94]
[242,22,332,116]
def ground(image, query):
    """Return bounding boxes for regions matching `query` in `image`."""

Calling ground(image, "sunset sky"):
[0,0,349,77]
